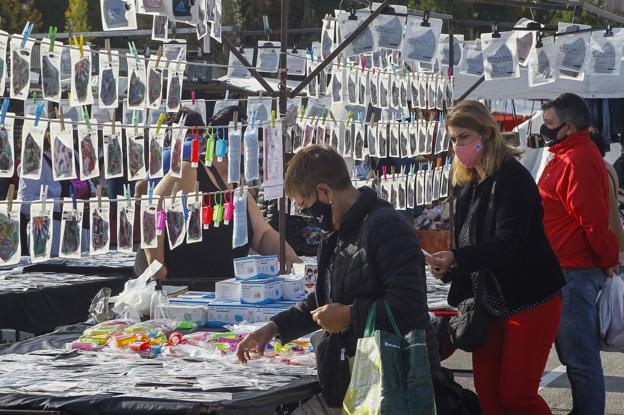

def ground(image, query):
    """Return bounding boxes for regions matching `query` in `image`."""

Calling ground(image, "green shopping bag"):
[343,300,436,415]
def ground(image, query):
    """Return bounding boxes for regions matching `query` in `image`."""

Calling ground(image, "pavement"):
[445,347,624,414]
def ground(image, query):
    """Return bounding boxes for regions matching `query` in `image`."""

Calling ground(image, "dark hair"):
[541,93,590,131]
[285,145,352,197]
[589,127,607,157]
[209,106,238,127]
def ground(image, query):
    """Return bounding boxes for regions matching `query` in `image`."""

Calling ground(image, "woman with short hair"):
[427,100,565,415]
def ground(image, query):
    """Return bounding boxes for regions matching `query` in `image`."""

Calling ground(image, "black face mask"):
[301,192,334,232]
[540,123,567,147]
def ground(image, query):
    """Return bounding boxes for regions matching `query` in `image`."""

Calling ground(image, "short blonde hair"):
[447,100,522,186]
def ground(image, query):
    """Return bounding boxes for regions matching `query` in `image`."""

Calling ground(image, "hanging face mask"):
[300,192,333,232]
[454,138,484,168]
[232,191,248,248]
[540,123,567,147]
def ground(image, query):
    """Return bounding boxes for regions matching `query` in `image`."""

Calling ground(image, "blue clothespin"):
[182,193,189,220]
[124,184,132,207]
[133,110,139,134]
[70,184,78,213]
[391,63,397,77]
[224,90,230,103]
[357,112,363,125]
[250,110,257,128]
[20,21,34,49]
[147,180,154,204]
[411,112,416,124]
[34,102,45,127]
[1,99,10,126]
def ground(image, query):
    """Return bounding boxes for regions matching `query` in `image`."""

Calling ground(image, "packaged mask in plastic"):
[140,201,158,249]
[99,50,120,108]
[100,0,138,31]
[166,192,186,250]
[146,57,164,110]
[166,63,185,113]
[77,120,100,180]
[60,198,84,259]
[353,123,365,161]
[433,166,442,202]
[397,175,407,211]
[103,122,124,179]
[0,31,8,97]
[148,127,165,178]
[528,37,558,87]
[439,34,464,68]
[557,22,591,80]
[588,32,623,76]
[370,72,379,107]
[40,39,63,103]
[20,117,46,180]
[440,163,451,198]
[90,197,110,255]
[228,123,242,184]
[424,168,434,205]
[378,73,390,109]
[388,122,400,158]
[50,122,77,181]
[399,122,409,158]
[227,48,253,79]
[367,123,378,158]
[126,128,147,181]
[461,40,484,77]
[70,46,93,106]
[244,127,259,181]
[127,55,147,110]
[481,31,521,81]
[407,172,415,209]
[416,169,425,206]
[10,36,35,100]
[0,114,16,178]
[425,121,436,155]
[378,122,388,158]
[408,120,418,157]
[169,125,184,178]
[186,194,202,244]
[117,201,135,253]
[402,15,442,65]
[152,14,169,41]
[29,199,53,263]
[0,201,20,266]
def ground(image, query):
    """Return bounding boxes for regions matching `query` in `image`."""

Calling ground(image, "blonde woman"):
[426,100,565,415]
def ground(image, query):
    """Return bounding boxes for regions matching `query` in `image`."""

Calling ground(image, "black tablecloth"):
[0,324,321,415]
[0,274,128,334]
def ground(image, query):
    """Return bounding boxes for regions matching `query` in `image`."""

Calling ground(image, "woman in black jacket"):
[427,101,565,415]
[236,145,442,408]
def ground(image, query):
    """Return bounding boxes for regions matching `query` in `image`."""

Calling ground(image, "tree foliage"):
[64,0,89,32]
[0,0,42,34]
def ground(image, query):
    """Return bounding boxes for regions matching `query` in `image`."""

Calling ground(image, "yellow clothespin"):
[345,111,353,128]
[73,35,84,57]
[97,184,102,209]
[156,113,166,134]
[271,110,276,128]
[6,184,14,213]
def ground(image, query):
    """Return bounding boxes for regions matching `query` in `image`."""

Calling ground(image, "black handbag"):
[449,179,504,352]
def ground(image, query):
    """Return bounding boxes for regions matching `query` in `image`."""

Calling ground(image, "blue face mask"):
[244,128,259,182]
[232,192,248,248]
[227,127,241,184]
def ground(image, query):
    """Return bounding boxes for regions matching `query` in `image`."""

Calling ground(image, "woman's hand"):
[427,251,456,279]
[236,322,278,364]
[311,304,352,334]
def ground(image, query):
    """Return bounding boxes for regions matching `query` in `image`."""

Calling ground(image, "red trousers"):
[473,295,563,415]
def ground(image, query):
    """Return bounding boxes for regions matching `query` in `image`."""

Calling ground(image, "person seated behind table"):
[427,100,565,414]
[235,145,442,409]
[134,108,301,287]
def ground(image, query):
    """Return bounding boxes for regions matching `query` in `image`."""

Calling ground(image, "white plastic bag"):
[599,274,624,351]
[111,260,163,318]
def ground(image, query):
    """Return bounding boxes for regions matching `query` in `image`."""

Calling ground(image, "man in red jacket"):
[538,93,618,415]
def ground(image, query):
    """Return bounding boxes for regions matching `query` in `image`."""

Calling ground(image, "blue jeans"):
[555,268,606,415]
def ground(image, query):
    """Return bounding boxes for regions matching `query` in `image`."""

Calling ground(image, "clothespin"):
[20,21,34,49]
[175,48,184,74]
[32,91,37,104]
[322,108,329,125]
[39,185,48,214]
[156,113,166,134]
[191,128,200,168]
[262,15,271,41]
[391,63,397,77]
[223,191,235,225]
[96,184,102,209]
[73,35,84,57]
[300,105,306,121]
[171,183,179,205]
[382,165,387,181]
[345,111,353,128]
[360,55,367,72]
[48,26,57,52]
[110,112,115,135]
[348,7,357,20]
[155,45,163,68]
[33,102,44,127]
[370,113,376,128]
[271,110,276,128]
[250,110,257,128]
[411,111,416,124]
[148,181,154,204]
[181,192,189,220]
[105,38,112,65]
[421,10,431,27]
[202,194,213,229]
[191,91,196,105]
[156,196,166,234]
[128,41,139,66]
[81,106,91,130]
[124,184,132,208]
[0,99,9,126]
[536,32,544,48]
[491,21,501,39]
[605,21,614,37]
[133,110,139,135]
[178,114,187,139]
[234,111,239,131]
[357,112,363,125]
[6,184,14,214]
[56,106,65,131]
[224,90,230,104]
[70,183,78,214]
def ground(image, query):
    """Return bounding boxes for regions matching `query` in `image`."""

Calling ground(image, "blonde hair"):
[447,100,522,186]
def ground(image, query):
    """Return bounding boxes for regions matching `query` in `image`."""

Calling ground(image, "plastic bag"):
[89,287,115,323]
[598,274,624,351]
[111,260,162,318]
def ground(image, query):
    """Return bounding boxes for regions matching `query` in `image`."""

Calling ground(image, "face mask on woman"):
[454,138,484,168]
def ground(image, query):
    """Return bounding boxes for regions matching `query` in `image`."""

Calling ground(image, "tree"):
[0,0,42,34]
[64,0,89,32]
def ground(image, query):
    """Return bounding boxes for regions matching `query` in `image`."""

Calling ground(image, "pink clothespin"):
[191,91,196,105]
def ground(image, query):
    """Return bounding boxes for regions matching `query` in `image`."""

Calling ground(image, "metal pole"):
[448,20,455,251]
[223,36,276,96]
[279,0,289,274]
[289,0,393,98]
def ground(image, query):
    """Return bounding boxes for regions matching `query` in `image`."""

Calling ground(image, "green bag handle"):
[363,299,402,338]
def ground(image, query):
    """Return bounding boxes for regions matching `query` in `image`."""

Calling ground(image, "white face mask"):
[232,192,248,248]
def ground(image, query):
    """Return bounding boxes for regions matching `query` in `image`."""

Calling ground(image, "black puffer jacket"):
[271,186,442,406]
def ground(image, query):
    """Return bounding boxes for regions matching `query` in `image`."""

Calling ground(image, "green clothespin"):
[124,184,132,208]
[205,127,216,166]
[300,105,306,121]
[81,106,91,130]
[128,41,140,66]
[32,91,37,104]
[322,108,329,125]
[271,110,276,128]
[48,26,57,52]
